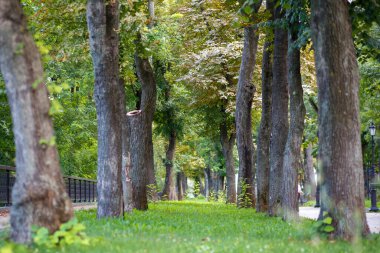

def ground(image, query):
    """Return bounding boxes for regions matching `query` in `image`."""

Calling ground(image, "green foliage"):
[237,180,253,208]
[147,184,159,203]
[32,218,89,248]
[311,212,335,235]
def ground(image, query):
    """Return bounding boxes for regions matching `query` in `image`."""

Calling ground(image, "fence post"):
[6,169,10,206]
[74,179,77,203]
[79,180,82,202]
[68,178,71,200]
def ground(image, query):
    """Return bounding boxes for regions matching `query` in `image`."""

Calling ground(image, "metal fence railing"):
[0,165,97,207]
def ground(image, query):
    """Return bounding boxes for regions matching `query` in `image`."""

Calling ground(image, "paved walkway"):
[299,207,380,233]
[0,203,96,230]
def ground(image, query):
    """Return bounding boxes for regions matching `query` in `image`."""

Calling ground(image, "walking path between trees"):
[299,206,380,233]
[1,204,379,233]
[0,203,97,230]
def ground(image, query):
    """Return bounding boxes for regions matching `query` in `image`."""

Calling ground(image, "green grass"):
[1,201,380,252]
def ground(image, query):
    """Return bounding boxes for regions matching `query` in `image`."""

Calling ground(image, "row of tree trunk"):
[250,0,369,239]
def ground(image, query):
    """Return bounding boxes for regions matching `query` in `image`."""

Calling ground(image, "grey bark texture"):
[235,25,260,208]
[127,110,148,210]
[311,0,370,239]
[0,0,73,243]
[235,1,263,208]
[176,172,184,200]
[87,0,123,218]
[121,79,133,212]
[282,28,306,221]
[220,119,236,203]
[135,36,157,202]
[256,0,274,213]
[162,131,178,200]
[303,144,316,199]
[268,6,289,216]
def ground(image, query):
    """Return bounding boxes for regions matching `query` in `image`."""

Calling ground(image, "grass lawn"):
[1,201,380,252]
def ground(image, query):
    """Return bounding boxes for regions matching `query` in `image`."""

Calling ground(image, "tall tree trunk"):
[127,110,148,210]
[256,0,274,213]
[176,172,184,200]
[221,121,236,203]
[134,0,158,201]
[162,131,178,200]
[87,0,123,218]
[268,6,289,216]
[236,25,260,208]
[0,0,73,243]
[236,0,263,208]
[120,79,133,213]
[204,166,212,200]
[303,144,316,200]
[311,0,370,239]
[282,28,306,221]
[211,170,220,199]
[133,34,157,207]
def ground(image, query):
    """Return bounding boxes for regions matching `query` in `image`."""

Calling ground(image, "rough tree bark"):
[256,0,274,213]
[176,172,184,200]
[268,5,289,216]
[282,28,306,221]
[303,143,316,199]
[87,0,123,218]
[311,0,369,239]
[236,24,260,207]
[0,0,73,243]
[133,33,157,207]
[162,131,178,200]
[220,117,236,203]
[127,110,148,210]
[120,79,133,213]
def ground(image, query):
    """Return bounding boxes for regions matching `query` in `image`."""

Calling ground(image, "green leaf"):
[323,217,332,225]
[323,225,335,233]
[243,6,252,15]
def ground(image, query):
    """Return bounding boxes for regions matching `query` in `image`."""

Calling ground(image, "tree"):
[282,1,306,221]
[310,0,370,239]
[303,143,316,200]
[87,0,123,217]
[268,5,289,216]
[235,0,263,208]
[256,0,274,212]
[0,0,73,243]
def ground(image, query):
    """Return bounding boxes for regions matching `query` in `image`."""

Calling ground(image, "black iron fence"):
[0,165,97,207]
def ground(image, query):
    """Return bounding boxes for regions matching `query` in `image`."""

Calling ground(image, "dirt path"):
[299,206,380,233]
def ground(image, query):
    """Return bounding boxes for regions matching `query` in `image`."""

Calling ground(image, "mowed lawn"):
[1,201,380,252]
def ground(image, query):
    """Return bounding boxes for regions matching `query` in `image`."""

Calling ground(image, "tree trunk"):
[204,167,212,200]
[268,6,289,216]
[236,25,259,208]
[121,83,133,212]
[303,143,316,200]
[87,0,123,218]
[282,28,306,221]
[176,172,184,200]
[127,110,148,210]
[256,0,274,213]
[211,170,220,199]
[311,0,370,239]
[221,121,236,203]
[134,0,158,201]
[162,131,178,200]
[0,0,73,243]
